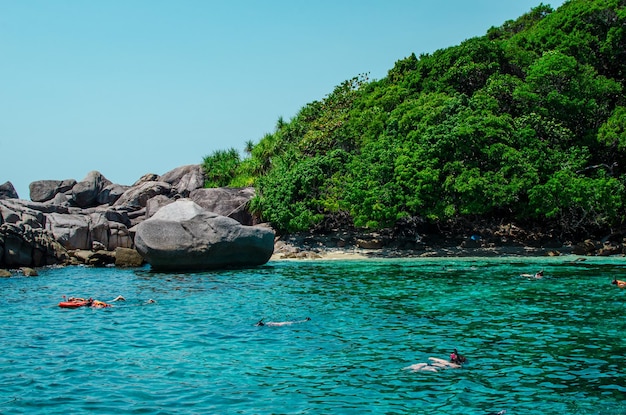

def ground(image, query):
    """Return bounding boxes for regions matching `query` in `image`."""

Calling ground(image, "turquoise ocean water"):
[1,256,625,414]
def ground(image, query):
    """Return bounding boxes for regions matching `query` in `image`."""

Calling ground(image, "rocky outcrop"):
[45,212,91,250]
[0,221,69,267]
[114,247,144,267]
[29,179,76,203]
[134,199,274,271]
[0,165,265,269]
[21,267,38,276]
[113,181,172,210]
[72,171,112,208]
[97,183,129,205]
[160,164,205,197]
[0,182,19,200]
[190,187,256,225]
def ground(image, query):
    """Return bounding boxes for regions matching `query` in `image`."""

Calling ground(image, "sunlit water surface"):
[1,256,626,414]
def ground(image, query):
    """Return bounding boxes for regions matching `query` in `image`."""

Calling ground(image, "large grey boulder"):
[46,212,92,250]
[97,183,128,205]
[72,171,111,208]
[0,200,46,228]
[114,247,144,267]
[145,194,173,218]
[190,187,255,225]
[134,199,274,271]
[29,179,76,203]
[89,211,111,250]
[50,192,71,206]
[133,173,159,186]
[108,221,133,250]
[113,181,172,210]
[0,222,69,267]
[160,164,206,197]
[44,207,134,251]
[0,182,19,200]
[1,199,73,266]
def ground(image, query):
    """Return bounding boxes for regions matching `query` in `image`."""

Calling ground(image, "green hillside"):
[203,0,626,240]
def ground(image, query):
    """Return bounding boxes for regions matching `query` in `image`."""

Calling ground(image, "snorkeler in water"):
[256,317,311,327]
[449,348,467,365]
[520,269,544,279]
[612,277,626,288]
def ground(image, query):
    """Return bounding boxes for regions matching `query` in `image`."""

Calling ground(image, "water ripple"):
[2,258,626,414]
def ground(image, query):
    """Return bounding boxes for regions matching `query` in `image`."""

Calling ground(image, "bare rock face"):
[146,195,174,218]
[190,187,256,225]
[114,247,144,267]
[0,222,69,267]
[97,183,129,205]
[29,179,76,203]
[113,181,172,210]
[0,182,19,200]
[0,198,135,267]
[159,164,206,197]
[133,173,159,186]
[45,212,91,250]
[72,171,112,208]
[134,199,274,271]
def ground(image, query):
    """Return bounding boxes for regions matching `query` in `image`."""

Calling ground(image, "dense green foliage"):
[202,148,241,188]
[206,0,626,237]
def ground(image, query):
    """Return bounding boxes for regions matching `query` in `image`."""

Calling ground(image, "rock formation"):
[134,199,274,271]
[190,187,256,225]
[0,181,20,200]
[0,165,262,270]
[29,179,77,203]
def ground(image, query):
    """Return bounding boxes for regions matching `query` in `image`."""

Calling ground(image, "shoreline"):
[270,240,587,261]
[269,227,626,261]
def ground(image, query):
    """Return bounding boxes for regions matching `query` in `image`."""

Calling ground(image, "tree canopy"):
[204,0,626,239]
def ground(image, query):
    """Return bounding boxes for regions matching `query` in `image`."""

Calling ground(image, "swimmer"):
[90,299,110,308]
[485,411,506,415]
[80,297,110,308]
[430,357,461,369]
[61,295,155,309]
[612,277,626,288]
[68,295,123,303]
[256,317,311,327]
[109,296,155,305]
[520,269,544,279]
[450,348,466,365]
[403,355,463,372]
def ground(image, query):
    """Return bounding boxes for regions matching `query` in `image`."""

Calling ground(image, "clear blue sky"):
[1,0,565,200]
